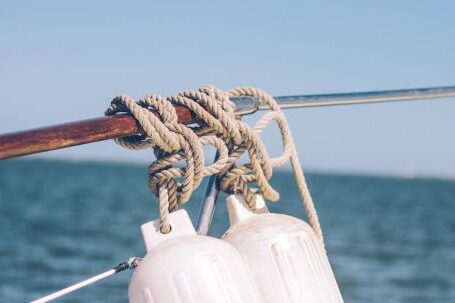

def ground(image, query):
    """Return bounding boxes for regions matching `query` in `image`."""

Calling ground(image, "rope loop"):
[106,85,324,243]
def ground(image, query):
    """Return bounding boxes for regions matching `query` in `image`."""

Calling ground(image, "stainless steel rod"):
[196,151,221,235]
[30,257,141,303]
[233,85,455,114]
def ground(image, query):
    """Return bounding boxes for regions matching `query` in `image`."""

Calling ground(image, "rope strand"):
[105,85,323,243]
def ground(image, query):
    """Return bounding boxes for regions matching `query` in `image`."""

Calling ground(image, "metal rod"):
[196,115,244,236]
[30,257,141,303]
[236,85,455,114]
[196,152,221,235]
[30,269,117,303]
[1,85,454,160]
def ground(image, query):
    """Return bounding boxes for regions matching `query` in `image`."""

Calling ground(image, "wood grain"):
[0,105,197,160]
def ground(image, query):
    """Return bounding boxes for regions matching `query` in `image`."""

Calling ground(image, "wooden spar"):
[0,105,196,160]
[1,85,455,160]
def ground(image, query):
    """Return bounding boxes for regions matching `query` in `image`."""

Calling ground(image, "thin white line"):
[30,269,116,303]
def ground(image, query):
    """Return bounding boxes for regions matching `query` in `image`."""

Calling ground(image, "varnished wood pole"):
[0,105,197,160]
[1,85,454,160]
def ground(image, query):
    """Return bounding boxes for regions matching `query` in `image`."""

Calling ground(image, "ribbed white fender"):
[222,194,344,303]
[129,209,263,303]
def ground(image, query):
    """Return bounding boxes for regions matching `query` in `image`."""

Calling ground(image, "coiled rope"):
[105,86,323,242]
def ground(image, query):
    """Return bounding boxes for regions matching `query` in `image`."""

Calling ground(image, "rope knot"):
[105,85,324,243]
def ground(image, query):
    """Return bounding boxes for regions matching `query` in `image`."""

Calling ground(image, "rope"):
[105,85,323,242]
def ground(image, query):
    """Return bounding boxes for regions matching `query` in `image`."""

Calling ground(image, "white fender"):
[222,194,344,303]
[129,209,263,303]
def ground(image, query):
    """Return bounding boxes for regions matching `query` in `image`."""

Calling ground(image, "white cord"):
[29,257,141,303]
[30,269,116,303]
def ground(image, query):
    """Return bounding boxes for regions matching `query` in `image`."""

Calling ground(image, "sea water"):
[0,159,454,302]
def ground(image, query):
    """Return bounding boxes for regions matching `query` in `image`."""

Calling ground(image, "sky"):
[1,1,454,178]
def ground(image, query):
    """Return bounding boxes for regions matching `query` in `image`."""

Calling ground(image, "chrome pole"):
[196,85,455,236]
[196,151,221,235]
[30,257,141,303]
[233,85,455,115]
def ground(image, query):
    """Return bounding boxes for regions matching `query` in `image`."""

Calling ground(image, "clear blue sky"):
[1,1,454,177]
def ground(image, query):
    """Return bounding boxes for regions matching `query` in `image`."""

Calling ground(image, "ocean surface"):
[0,159,454,302]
